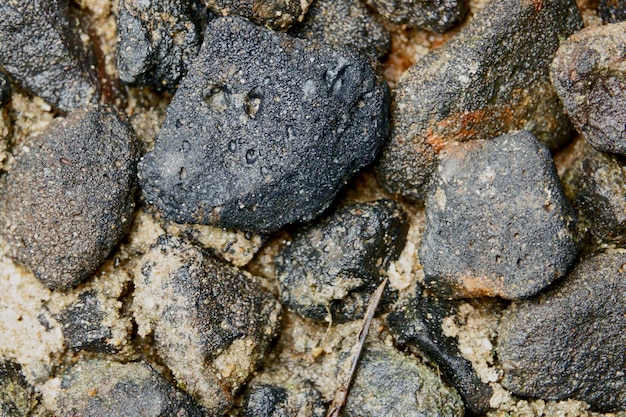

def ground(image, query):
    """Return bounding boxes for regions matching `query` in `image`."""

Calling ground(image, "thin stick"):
[326,278,388,417]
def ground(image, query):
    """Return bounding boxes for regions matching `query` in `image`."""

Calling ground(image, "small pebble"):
[362,0,469,33]
[498,253,626,412]
[551,22,626,156]
[1,106,139,290]
[203,0,313,30]
[243,382,326,417]
[0,360,39,417]
[420,131,580,299]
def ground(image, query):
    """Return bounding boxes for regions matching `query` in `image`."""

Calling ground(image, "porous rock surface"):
[276,199,408,322]
[551,22,626,156]
[599,0,626,23]
[362,0,468,33]
[1,106,139,290]
[420,131,580,300]
[0,0,99,112]
[133,235,281,414]
[117,0,205,89]
[56,359,203,417]
[376,0,582,201]
[203,0,313,30]
[498,253,626,412]
[139,17,390,233]
[290,0,390,60]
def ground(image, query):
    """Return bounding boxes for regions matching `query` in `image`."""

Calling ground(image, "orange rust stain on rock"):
[454,274,504,298]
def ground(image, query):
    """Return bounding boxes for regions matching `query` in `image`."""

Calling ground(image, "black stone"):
[203,0,312,30]
[290,0,390,60]
[0,72,11,108]
[139,17,390,234]
[0,361,39,417]
[0,106,139,289]
[57,290,117,354]
[243,383,325,417]
[276,199,408,322]
[376,0,582,201]
[420,131,580,300]
[387,290,493,415]
[498,253,626,412]
[362,0,468,32]
[56,359,203,417]
[117,0,206,89]
[0,0,99,112]
[599,0,626,23]
[550,22,626,156]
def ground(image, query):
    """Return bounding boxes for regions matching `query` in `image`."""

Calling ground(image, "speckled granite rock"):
[56,359,203,417]
[0,361,39,417]
[243,382,326,417]
[139,17,390,233]
[498,253,626,412]
[376,0,582,201]
[420,131,580,299]
[562,140,626,244]
[362,0,468,32]
[342,341,464,416]
[117,0,206,89]
[551,22,626,156]
[133,235,281,414]
[276,199,408,322]
[387,289,493,415]
[599,0,626,23]
[0,107,139,290]
[203,0,313,30]
[290,0,390,60]
[0,0,99,112]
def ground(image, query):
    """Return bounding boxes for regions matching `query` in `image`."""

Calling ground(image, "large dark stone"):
[276,199,408,323]
[550,22,626,156]
[498,253,626,412]
[0,107,139,290]
[133,235,281,414]
[0,0,99,112]
[376,0,582,201]
[362,0,468,32]
[139,17,390,234]
[56,359,203,417]
[117,0,206,89]
[420,131,580,300]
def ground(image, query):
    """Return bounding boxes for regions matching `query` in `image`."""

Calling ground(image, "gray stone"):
[387,289,493,415]
[0,0,99,112]
[376,0,582,201]
[342,341,464,417]
[0,72,10,108]
[563,140,626,244]
[498,253,626,412]
[276,199,408,322]
[56,359,203,417]
[203,0,313,30]
[139,17,390,234]
[599,0,626,23]
[0,107,139,289]
[117,0,206,89]
[551,22,626,156]
[290,0,390,60]
[243,382,325,417]
[362,0,468,32]
[0,361,39,417]
[420,131,580,300]
[133,235,281,414]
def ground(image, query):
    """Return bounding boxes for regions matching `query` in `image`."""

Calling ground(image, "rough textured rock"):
[387,289,493,415]
[276,199,408,322]
[551,22,626,156]
[133,235,281,414]
[376,0,582,201]
[363,0,468,32]
[420,131,580,300]
[0,361,39,417]
[0,72,10,108]
[498,253,626,412]
[0,0,99,112]
[563,140,626,244]
[290,0,390,60]
[243,382,326,417]
[0,107,139,290]
[117,0,205,89]
[342,341,464,416]
[599,0,626,23]
[56,359,203,417]
[203,0,313,30]
[139,17,390,234]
